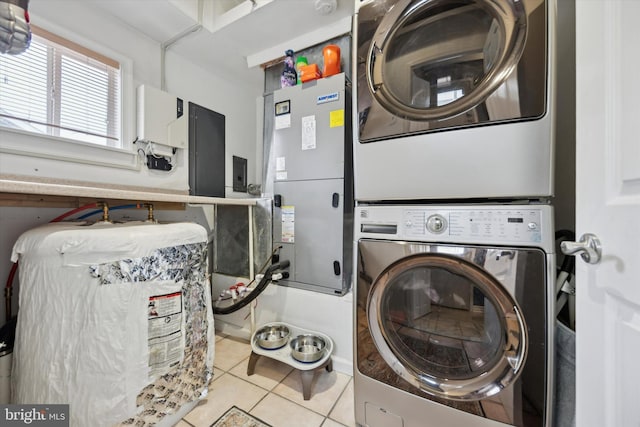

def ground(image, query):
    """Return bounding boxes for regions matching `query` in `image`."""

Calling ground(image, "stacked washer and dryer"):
[352,0,573,426]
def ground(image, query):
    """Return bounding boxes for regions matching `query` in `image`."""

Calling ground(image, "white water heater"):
[11,221,214,427]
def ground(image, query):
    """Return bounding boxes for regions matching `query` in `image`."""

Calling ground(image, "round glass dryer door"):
[366,0,528,120]
[367,253,528,401]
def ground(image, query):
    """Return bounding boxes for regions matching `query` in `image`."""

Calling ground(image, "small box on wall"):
[233,156,247,193]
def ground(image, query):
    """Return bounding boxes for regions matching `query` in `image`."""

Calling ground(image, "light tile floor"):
[177,332,356,427]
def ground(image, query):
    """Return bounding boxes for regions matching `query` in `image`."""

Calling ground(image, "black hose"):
[212,260,290,315]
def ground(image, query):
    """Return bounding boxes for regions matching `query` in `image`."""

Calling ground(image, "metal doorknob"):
[561,233,602,265]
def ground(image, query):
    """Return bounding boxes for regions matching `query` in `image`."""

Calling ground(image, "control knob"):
[426,214,447,234]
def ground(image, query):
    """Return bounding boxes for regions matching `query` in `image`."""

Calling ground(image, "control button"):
[528,222,538,231]
[426,214,447,234]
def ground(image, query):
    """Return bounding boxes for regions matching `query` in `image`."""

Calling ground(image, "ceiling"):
[84,0,354,82]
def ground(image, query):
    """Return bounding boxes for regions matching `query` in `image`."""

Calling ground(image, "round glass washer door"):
[367,253,528,401]
[366,0,528,121]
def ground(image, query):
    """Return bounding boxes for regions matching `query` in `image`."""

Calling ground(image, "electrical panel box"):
[136,85,188,150]
[189,102,225,197]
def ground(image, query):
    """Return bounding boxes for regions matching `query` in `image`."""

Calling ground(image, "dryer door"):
[367,252,527,401]
[356,0,548,142]
[367,0,527,121]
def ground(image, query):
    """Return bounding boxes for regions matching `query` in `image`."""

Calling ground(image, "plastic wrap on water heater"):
[10,221,214,427]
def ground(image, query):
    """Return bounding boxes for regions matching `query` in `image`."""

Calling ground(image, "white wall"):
[217,284,355,375]
[164,49,264,195]
[0,1,169,188]
[0,0,263,196]
[0,0,263,320]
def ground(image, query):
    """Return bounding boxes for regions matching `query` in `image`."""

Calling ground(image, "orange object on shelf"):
[299,63,322,83]
[322,44,341,77]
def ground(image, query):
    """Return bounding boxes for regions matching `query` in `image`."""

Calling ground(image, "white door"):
[575,1,640,426]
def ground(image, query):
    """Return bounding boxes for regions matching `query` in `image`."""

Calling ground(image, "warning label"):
[147,292,183,376]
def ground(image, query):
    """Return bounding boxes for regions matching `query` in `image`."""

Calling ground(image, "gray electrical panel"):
[189,102,225,197]
[270,73,352,295]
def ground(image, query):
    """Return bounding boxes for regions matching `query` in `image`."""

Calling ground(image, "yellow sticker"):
[330,109,345,128]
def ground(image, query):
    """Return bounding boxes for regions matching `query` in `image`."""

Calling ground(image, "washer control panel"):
[402,207,544,243]
[426,214,447,234]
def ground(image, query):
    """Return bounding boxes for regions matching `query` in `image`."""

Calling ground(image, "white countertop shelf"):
[0,175,259,206]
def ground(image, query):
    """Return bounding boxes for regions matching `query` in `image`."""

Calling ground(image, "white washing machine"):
[353,0,565,201]
[353,204,555,426]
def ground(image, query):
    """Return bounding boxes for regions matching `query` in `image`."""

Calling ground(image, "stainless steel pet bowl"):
[255,324,290,349]
[290,334,326,363]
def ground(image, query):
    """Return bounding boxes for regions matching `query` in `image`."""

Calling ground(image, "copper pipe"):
[99,202,110,222]
[145,203,156,222]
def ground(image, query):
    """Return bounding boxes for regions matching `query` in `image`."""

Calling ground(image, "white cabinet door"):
[575,1,640,426]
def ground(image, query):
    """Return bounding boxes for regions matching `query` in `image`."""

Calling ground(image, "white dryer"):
[353,204,555,426]
[353,0,567,201]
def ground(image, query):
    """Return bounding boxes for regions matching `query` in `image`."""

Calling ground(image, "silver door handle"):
[366,42,382,95]
[561,233,602,265]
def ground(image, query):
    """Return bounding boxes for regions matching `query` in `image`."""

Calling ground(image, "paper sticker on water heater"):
[148,291,184,376]
[301,115,316,150]
[281,205,295,243]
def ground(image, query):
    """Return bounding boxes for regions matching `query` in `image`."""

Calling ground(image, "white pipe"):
[555,270,569,295]
[248,205,257,335]
[248,206,255,282]
[160,0,204,91]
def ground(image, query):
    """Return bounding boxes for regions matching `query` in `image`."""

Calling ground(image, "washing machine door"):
[366,0,528,122]
[367,252,527,401]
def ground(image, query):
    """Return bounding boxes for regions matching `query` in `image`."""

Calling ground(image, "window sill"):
[0,127,140,170]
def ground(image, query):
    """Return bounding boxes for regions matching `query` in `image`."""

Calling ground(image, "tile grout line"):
[223,356,349,423]
[223,365,329,427]
[179,334,229,426]
[247,392,271,418]
[211,335,352,426]
[323,376,352,426]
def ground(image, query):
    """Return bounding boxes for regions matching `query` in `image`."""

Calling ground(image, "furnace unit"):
[269,73,352,296]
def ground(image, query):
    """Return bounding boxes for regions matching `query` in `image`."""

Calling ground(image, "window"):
[0,25,121,147]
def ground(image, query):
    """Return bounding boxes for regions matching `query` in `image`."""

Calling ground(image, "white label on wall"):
[301,115,316,150]
[276,156,286,171]
[276,171,287,180]
[281,205,295,243]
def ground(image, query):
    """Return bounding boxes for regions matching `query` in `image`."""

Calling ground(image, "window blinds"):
[0,27,121,147]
